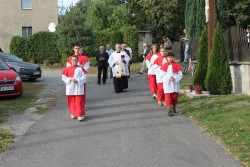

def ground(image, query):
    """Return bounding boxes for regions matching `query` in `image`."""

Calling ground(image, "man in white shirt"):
[139,43,150,74]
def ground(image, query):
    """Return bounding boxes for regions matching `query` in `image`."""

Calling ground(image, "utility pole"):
[206,0,216,56]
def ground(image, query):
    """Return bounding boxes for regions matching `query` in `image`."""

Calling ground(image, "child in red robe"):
[62,56,87,121]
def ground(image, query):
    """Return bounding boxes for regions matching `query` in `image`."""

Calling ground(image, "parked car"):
[0,52,42,81]
[0,59,23,97]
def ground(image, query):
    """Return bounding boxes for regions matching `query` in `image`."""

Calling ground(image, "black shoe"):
[97,82,100,85]
[168,111,173,117]
[138,72,143,75]
[103,82,106,84]
[172,106,176,113]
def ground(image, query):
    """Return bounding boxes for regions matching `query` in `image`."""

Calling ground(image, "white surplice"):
[146,54,159,75]
[62,66,87,95]
[161,65,183,93]
[108,51,130,77]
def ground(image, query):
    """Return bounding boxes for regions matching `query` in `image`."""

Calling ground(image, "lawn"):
[178,73,250,167]
[0,82,44,152]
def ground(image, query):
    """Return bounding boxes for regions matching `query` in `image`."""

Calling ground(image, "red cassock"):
[66,54,90,109]
[160,62,182,106]
[154,56,168,101]
[145,53,160,94]
[62,66,87,117]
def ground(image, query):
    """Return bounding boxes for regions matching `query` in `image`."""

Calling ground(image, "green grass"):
[0,82,44,152]
[178,74,250,166]
[178,94,250,166]
[0,128,14,153]
[180,72,193,89]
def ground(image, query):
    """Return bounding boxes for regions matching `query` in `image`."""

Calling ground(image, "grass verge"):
[179,74,249,166]
[178,93,249,166]
[0,82,44,153]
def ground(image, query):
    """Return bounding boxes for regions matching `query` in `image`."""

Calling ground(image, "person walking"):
[96,45,109,84]
[62,55,87,122]
[161,51,182,116]
[154,47,168,106]
[108,43,130,93]
[106,44,114,79]
[181,28,190,63]
[138,43,150,75]
[145,44,160,99]
[162,35,172,50]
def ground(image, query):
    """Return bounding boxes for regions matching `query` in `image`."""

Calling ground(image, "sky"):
[58,0,80,8]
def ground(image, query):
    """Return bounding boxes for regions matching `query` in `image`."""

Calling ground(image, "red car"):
[0,59,23,97]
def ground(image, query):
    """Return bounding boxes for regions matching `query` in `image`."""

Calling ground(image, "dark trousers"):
[113,76,128,93]
[98,65,108,84]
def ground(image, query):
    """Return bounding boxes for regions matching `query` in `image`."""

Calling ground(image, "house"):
[0,0,58,52]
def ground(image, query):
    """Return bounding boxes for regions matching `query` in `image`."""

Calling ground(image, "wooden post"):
[207,0,216,56]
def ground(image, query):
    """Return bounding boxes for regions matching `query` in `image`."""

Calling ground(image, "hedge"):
[120,26,140,62]
[10,32,60,64]
[205,23,232,95]
[10,36,32,61]
[29,32,60,64]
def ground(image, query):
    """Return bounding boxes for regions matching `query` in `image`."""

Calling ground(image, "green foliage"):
[193,27,208,90]
[29,32,60,64]
[93,30,111,49]
[120,26,140,62]
[222,0,250,28]
[10,36,32,61]
[205,23,232,95]
[110,30,123,48]
[185,0,223,39]
[56,5,94,61]
[185,0,206,39]
[85,0,113,30]
[10,32,59,64]
[126,0,186,42]
[89,56,98,66]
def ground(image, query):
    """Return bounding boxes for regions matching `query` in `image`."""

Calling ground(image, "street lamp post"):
[206,0,216,56]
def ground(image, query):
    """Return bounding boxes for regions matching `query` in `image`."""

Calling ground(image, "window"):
[22,27,32,37]
[21,0,32,9]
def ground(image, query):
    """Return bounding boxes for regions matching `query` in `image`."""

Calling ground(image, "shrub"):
[10,36,32,61]
[205,23,232,95]
[193,27,208,90]
[110,30,123,48]
[89,56,98,66]
[29,31,60,64]
[120,26,139,62]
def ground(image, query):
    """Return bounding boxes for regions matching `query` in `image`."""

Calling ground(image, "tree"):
[193,27,208,90]
[85,0,113,30]
[222,0,250,28]
[56,5,93,58]
[125,0,186,42]
[205,23,232,95]
[185,0,223,39]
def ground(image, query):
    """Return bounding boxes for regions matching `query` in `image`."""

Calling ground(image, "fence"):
[173,26,250,63]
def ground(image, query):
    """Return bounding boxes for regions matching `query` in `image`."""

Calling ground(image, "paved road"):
[0,70,242,167]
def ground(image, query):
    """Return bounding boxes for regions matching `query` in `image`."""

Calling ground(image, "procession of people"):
[62,38,183,122]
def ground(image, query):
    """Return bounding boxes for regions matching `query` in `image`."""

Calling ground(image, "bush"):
[110,30,123,48]
[120,26,139,62]
[29,31,60,64]
[10,36,32,61]
[193,27,208,90]
[205,23,232,95]
[93,30,111,50]
[89,56,98,66]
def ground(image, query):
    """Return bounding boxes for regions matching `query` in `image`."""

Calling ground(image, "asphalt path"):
[0,70,242,167]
